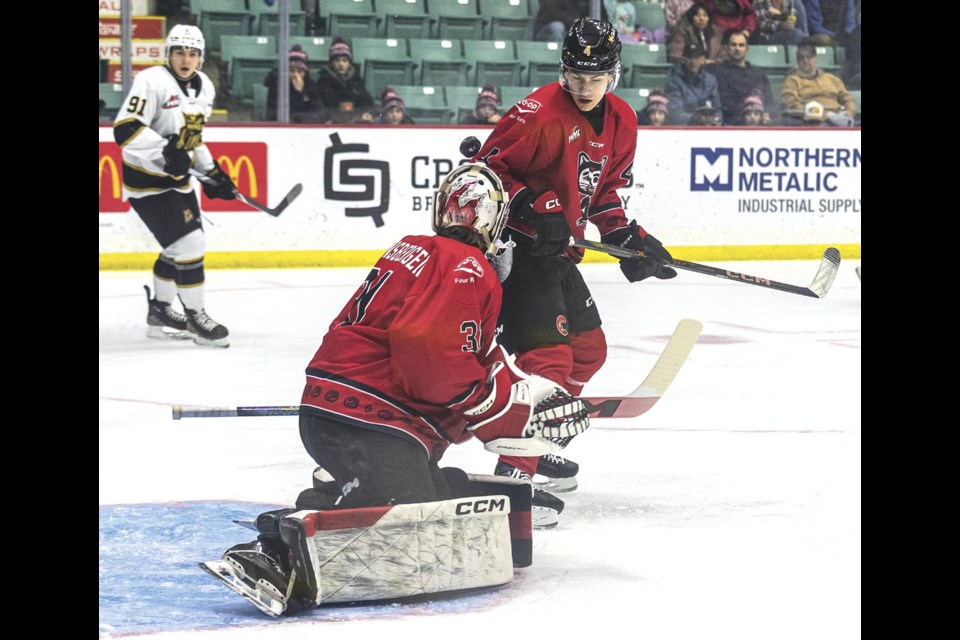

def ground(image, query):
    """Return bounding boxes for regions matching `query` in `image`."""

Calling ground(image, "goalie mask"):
[559,17,622,94]
[433,163,509,256]
[165,24,205,71]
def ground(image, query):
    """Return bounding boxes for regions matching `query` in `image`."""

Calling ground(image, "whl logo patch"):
[691,147,733,192]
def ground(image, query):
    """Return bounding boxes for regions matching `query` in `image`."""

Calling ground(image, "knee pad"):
[161,229,205,263]
[568,327,607,394]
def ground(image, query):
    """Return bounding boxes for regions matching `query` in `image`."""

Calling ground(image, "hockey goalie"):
[199,162,590,616]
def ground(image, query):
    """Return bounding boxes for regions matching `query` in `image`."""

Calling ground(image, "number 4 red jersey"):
[301,235,502,461]
[476,83,641,258]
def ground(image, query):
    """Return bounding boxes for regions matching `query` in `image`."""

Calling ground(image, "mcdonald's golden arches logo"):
[99,142,130,213]
[203,143,268,212]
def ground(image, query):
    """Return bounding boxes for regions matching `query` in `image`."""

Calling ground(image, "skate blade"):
[532,506,559,530]
[146,326,191,340]
[191,335,230,348]
[533,476,578,493]
[199,560,285,616]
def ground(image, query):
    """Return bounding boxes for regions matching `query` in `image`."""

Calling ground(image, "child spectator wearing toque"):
[637,89,669,126]
[737,90,767,125]
[375,87,415,125]
[263,44,325,123]
[460,83,502,125]
[317,36,375,123]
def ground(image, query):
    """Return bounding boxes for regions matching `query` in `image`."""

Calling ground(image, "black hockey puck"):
[459,136,481,158]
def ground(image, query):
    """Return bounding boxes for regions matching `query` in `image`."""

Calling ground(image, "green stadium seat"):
[499,85,538,109]
[220,35,278,102]
[479,0,534,41]
[250,2,308,37]
[351,37,415,96]
[627,70,668,91]
[620,42,670,87]
[322,0,379,38]
[410,38,471,87]
[100,82,125,121]
[464,39,521,87]
[633,1,667,31]
[613,86,652,113]
[378,0,431,39]
[253,83,269,121]
[745,45,789,73]
[431,0,484,40]
[390,85,451,124]
[515,40,561,87]
[446,85,482,118]
[194,0,252,56]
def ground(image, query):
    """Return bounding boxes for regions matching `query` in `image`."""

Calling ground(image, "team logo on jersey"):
[568,126,581,143]
[182,208,194,223]
[514,98,541,114]
[576,151,607,226]
[162,94,180,109]
[454,256,485,279]
[556,315,569,336]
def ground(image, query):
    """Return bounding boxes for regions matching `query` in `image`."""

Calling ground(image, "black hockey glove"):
[202,164,238,200]
[601,221,678,283]
[516,190,571,257]
[162,134,192,176]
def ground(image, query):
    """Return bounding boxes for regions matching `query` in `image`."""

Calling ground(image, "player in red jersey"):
[473,18,678,516]
[198,164,591,616]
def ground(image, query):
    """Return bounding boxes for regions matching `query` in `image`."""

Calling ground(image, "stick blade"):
[583,319,702,419]
[267,183,303,217]
[807,247,841,298]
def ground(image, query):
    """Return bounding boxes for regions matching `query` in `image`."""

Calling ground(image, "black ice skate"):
[495,461,563,529]
[144,285,190,339]
[184,307,230,348]
[535,453,580,493]
[199,541,292,617]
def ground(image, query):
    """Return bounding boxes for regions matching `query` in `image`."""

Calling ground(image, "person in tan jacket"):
[780,42,856,125]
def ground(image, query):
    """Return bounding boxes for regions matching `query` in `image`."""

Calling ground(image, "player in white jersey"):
[113,24,236,347]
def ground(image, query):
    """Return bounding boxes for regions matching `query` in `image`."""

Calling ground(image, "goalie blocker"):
[200,474,533,616]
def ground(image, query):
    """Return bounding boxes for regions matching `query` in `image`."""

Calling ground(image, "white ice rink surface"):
[99,258,861,640]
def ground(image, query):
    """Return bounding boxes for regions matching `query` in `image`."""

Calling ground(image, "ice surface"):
[99,260,861,639]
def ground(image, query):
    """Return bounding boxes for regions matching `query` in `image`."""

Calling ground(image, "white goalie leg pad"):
[285,496,515,605]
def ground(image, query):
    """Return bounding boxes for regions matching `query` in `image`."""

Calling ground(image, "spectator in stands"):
[700,0,757,43]
[665,41,723,125]
[804,0,856,46]
[374,87,415,125]
[842,0,860,88]
[689,104,720,126]
[668,4,725,65]
[604,0,636,40]
[460,83,502,125]
[317,37,375,124]
[263,44,326,123]
[709,29,775,125]
[737,91,768,125]
[637,89,670,126]
[780,42,855,125]
[753,0,805,46]
[534,0,600,43]
[664,0,695,42]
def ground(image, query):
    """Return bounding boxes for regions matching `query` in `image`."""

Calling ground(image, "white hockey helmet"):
[165,24,205,68]
[433,163,509,254]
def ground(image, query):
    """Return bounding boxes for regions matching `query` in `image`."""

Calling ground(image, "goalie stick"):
[189,169,302,217]
[573,238,841,299]
[171,319,702,421]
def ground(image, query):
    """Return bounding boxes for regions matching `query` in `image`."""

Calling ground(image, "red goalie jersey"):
[475,83,640,258]
[301,235,502,461]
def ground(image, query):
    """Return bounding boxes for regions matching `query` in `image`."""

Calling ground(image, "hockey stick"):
[171,319,702,421]
[189,169,302,217]
[573,238,841,299]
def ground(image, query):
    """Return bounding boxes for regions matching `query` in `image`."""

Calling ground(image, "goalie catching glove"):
[202,163,238,200]
[463,346,589,456]
[601,220,677,283]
